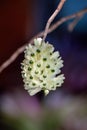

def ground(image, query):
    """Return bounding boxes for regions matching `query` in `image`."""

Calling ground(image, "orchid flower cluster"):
[21,38,65,96]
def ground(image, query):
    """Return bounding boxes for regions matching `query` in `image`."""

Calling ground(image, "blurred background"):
[0,0,87,130]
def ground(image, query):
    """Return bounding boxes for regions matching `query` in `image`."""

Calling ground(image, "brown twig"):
[0,8,87,73]
[48,8,87,33]
[68,14,84,32]
[43,0,66,41]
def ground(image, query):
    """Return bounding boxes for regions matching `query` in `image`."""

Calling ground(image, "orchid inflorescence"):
[21,38,65,96]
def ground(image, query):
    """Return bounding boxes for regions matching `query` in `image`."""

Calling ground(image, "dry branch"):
[68,14,84,32]
[0,8,87,73]
[43,0,66,41]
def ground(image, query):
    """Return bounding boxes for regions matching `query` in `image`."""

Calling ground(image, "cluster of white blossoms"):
[21,38,65,96]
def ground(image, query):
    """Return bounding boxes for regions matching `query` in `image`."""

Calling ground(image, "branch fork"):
[0,0,87,73]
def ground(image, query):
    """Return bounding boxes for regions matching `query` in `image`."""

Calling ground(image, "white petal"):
[28,87,41,96]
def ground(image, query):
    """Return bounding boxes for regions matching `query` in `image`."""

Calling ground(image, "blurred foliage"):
[1,114,62,130]
[1,100,87,130]
[1,113,39,130]
[40,109,63,130]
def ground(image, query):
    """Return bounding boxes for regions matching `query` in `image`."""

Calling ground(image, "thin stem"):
[68,14,84,32]
[48,8,87,33]
[43,0,66,41]
[0,8,87,73]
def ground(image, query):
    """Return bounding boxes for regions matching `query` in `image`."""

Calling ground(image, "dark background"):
[0,0,87,130]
